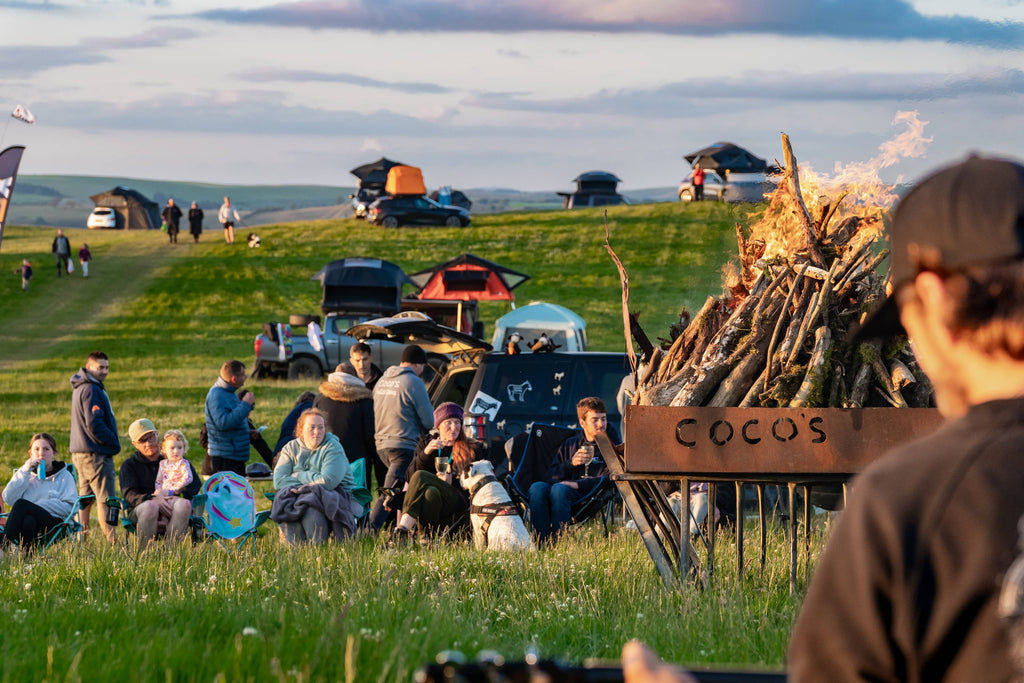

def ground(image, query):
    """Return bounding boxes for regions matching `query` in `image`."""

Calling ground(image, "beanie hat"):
[327,371,365,388]
[433,402,464,428]
[401,344,428,365]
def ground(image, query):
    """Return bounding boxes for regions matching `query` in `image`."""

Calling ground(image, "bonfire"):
[627,117,935,411]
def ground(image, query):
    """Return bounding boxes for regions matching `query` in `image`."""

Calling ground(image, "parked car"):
[348,188,379,219]
[347,314,629,462]
[367,195,471,228]
[678,170,726,202]
[86,207,117,229]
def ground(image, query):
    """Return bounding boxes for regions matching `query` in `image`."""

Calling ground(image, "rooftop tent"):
[385,165,426,196]
[408,253,530,302]
[684,142,769,174]
[350,157,407,191]
[311,257,416,315]
[89,186,160,230]
[572,171,622,193]
[491,301,588,353]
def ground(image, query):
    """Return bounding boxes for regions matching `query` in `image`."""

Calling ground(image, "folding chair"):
[504,423,619,535]
[104,495,205,545]
[0,464,94,551]
[192,472,270,550]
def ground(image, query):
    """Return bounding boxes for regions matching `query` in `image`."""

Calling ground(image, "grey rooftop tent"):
[89,186,160,230]
[311,257,416,315]
[684,142,771,174]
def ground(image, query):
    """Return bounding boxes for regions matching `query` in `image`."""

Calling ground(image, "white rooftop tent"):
[491,302,587,353]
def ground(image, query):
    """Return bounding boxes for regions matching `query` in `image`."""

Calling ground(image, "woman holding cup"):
[1,433,78,554]
[390,403,486,544]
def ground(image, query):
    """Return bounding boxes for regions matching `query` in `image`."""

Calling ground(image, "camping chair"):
[192,472,270,550]
[0,464,93,551]
[104,495,205,546]
[264,458,374,532]
[504,423,619,536]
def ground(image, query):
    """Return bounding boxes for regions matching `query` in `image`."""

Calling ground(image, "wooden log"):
[790,326,832,407]
[781,133,825,267]
[863,340,908,408]
[889,358,916,390]
[638,347,662,388]
[820,191,849,239]
[847,360,873,408]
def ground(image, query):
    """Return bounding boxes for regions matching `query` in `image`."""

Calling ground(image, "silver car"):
[678,170,726,202]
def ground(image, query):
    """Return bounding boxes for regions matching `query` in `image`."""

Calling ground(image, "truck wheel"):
[289,314,321,327]
[288,357,322,381]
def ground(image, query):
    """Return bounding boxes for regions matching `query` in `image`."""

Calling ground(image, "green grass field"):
[0,202,819,681]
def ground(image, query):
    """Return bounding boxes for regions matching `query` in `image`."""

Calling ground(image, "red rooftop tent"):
[407,254,530,331]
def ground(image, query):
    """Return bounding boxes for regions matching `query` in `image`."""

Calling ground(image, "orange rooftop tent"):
[408,253,530,302]
[385,165,426,195]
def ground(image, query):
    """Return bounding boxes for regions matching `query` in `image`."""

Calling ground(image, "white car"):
[87,207,117,229]
[678,170,726,201]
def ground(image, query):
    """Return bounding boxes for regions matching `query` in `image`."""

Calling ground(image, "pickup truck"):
[253,301,482,380]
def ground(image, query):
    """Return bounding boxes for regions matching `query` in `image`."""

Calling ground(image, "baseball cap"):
[852,155,1024,340]
[128,418,157,442]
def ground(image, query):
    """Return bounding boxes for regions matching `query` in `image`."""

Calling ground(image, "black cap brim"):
[846,296,905,344]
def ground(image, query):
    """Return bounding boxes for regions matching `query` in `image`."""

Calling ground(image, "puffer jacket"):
[313,379,377,467]
[204,378,252,460]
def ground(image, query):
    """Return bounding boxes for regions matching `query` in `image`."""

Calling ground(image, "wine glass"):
[434,456,449,475]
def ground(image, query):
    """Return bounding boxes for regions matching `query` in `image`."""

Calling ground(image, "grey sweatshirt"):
[372,365,433,452]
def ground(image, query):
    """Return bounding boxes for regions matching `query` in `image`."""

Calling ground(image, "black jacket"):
[312,379,377,468]
[119,450,201,510]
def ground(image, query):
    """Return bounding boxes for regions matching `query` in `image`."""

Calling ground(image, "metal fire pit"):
[596,405,945,590]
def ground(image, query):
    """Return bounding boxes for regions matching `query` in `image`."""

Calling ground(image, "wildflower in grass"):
[23,583,31,591]
[242,627,259,636]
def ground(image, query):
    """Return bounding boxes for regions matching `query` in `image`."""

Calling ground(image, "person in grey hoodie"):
[69,351,120,542]
[368,344,434,531]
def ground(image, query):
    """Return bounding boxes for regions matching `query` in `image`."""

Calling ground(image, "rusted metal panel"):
[624,406,945,476]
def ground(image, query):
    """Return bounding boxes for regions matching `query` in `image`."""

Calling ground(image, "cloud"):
[194,0,1024,46]
[463,68,1024,117]
[103,26,201,49]
[236,68,453,94]
[0,46,108,78]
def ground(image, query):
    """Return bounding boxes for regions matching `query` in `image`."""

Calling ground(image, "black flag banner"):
[0,145,26,254]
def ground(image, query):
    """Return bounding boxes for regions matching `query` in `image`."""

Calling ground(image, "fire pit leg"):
[788,482,798,594]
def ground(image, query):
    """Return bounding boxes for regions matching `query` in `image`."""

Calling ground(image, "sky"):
[1,0,1023,193]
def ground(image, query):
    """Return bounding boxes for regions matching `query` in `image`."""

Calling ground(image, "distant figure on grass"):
[161,199,182,244]
[204,360,255,476]
[219,196,240,244]
[691,163,705,201]
[528,396,621,546]
[51,228,70,277]
[1,433,77,557]
[78,243,90,277]
[368,344,434,532]
[624,157,1024,682]
[14,259,31,291]
[119,419,200,547]
[271,409,359,545]
[188,202,203,243]
[69,351,120,542]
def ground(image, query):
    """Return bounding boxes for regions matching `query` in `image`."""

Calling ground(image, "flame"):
[739,111,932,276]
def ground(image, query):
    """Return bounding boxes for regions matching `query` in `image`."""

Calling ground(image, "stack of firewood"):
[634,135,933,409]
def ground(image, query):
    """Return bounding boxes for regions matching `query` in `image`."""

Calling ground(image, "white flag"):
[11,105,35,124]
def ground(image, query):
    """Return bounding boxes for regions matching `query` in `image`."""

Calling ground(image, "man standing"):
[161,198,182,244]
[218,196,240,244]
[52,228,70,277]
[528,396,621,546]
[368,344,434,531]
[119,418,201,546]
[337,342,383,391]
[204,360,254,475]
[69,351,120,542]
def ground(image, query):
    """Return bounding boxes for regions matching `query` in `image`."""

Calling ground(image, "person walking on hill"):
[52,229,70,277]
[188,202,204,243]
[78,243,91,277]
[368,344,434,531]
[219,196,240,244]
[204,360,255,476]
[69,351,120,542]
[162,199,182,244]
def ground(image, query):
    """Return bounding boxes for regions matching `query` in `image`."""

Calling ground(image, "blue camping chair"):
[0,464,94,551]
[192,472,270,550]
[504,423,619,535]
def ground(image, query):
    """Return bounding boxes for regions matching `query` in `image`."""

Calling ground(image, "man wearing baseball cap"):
[786,156,1024,680]
[118,418,201,547]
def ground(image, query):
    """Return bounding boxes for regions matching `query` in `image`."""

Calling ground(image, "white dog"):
[460,460,534,551]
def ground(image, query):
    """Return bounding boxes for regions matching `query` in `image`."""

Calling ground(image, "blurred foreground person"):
[625,156,1024,682]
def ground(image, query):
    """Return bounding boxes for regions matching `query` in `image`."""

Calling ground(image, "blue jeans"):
[368,447,414,532]
[528,481,582,544]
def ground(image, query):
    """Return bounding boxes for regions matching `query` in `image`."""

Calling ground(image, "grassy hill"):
[0,200,756,465]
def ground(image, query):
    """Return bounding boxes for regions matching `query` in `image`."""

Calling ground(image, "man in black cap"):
[367,344,434,531]
[625,156,1024,682]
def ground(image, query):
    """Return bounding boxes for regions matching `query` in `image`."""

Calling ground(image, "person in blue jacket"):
[204,360,255,476]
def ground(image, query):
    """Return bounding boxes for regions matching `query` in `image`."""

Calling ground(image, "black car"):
[367,195,471,228]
